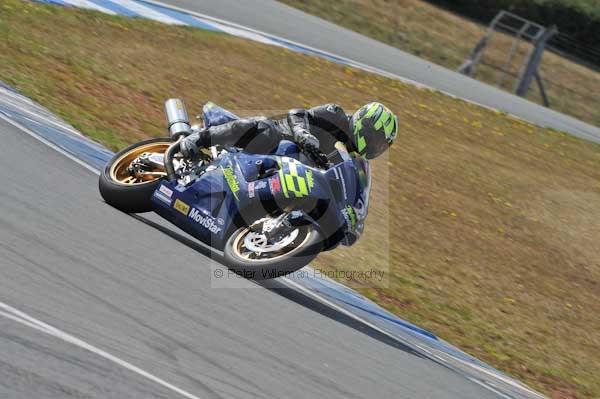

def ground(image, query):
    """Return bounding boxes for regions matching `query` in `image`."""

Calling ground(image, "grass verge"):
[1,1,600,397]
[279,0,600,127]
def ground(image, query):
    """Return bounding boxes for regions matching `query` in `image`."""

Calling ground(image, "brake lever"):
[304,145,329,169]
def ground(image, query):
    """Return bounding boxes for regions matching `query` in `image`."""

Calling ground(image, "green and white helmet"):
[350,102,398,159]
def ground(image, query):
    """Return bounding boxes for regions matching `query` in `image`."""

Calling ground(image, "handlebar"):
[165,138,347,181]
[303,144,329,169]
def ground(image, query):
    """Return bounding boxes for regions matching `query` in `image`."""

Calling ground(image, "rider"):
[180,102,398,244]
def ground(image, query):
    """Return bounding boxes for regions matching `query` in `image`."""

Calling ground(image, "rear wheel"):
[99,138,172,213]
[224,221,322,279]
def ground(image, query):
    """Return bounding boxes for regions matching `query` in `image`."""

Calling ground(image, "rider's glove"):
[295,129,320,150]
[301,139,328,168]
[180,135,199,158]
[180,129,208,158]
[295,130,327,166]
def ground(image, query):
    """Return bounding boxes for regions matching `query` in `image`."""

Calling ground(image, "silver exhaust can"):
[164,98,191,137]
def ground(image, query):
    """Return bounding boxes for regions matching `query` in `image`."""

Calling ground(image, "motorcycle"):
[99,99,370,279]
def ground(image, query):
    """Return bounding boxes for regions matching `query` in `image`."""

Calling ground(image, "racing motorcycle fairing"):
[150,140,368,252]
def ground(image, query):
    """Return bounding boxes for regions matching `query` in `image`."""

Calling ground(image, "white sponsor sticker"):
[254,180,267,190]
[153,192,172,205]
[159,185,173,198]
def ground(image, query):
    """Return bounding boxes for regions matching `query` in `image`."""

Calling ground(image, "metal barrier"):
[459,11,556,107]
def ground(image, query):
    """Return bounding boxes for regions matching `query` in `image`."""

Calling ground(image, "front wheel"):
[223,224,322,280]
[99,137,173,213]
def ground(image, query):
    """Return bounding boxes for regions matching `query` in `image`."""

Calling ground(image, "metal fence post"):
[515,25,558,97]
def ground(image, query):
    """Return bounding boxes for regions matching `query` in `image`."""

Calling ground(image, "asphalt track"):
[0,2,553,396]
[0,115,509,398]
[148,0,599,142]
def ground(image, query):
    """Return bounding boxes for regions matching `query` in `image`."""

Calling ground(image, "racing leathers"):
[181,104,368,246]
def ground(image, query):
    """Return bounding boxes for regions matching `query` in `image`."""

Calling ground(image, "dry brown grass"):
[1,1,600,397]
[281,0,600,126]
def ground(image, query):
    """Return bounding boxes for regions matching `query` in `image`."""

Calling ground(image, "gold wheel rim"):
[232,227,311,262]
[109,142,171,185]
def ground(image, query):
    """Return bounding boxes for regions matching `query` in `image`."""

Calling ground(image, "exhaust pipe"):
[164,98,191,138]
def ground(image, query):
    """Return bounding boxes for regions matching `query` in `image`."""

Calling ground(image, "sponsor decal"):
[153,191,172,205]
[254,180,267,190]
[221,165,240,200]
[306,169,315,190]
[248,181,255,199]
[159,185,173,198]
[188,208,222,234]
[173,199,190,215]
[269,176,282,194]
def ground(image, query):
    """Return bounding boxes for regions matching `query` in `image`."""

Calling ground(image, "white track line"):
[62,0,117,14]
[202,19,283,46]
[111,0,187,25]
[0,302,204,399]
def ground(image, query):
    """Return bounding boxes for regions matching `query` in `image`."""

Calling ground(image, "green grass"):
[279,0,600,127]
[2,1,600,397]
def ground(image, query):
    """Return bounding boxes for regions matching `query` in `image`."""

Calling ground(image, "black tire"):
[99,137,172,213]
[223,225,322,280]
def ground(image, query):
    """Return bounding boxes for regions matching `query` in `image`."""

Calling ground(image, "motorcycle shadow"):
[131,213,425,359]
